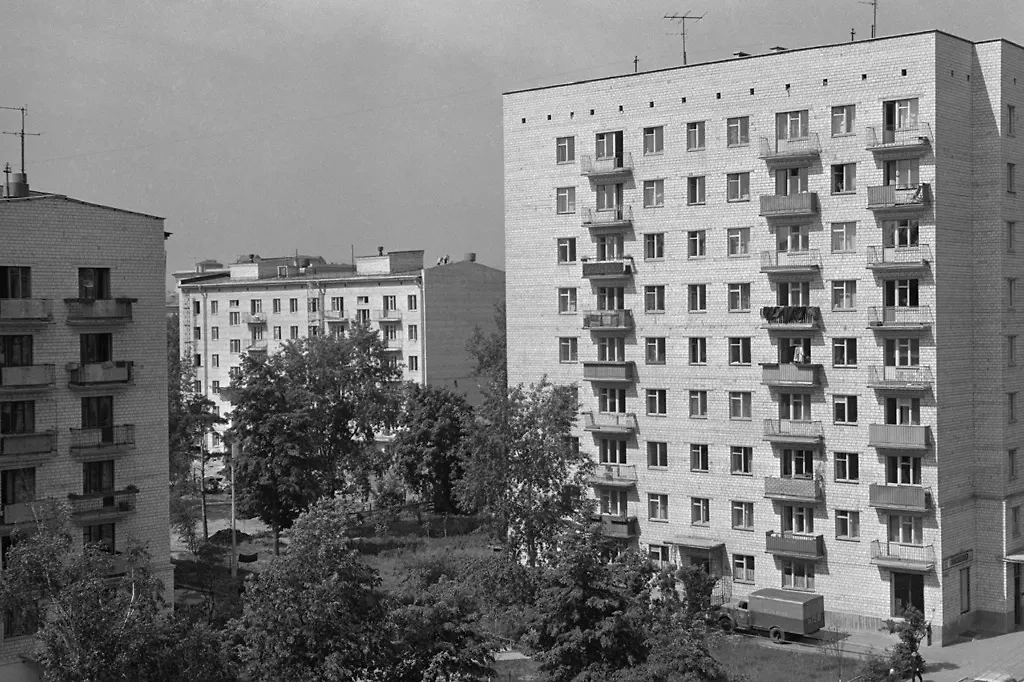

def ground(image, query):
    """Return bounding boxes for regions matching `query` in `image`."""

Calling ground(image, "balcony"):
[0,364,56,391]
[0,498,56,526]
[0,298,52,324]
[323,309,347,321]
[865,123,932,158]
[247,339,268,353]
[867,184,931,214]
[588,464,638,489]
[759,193,819,220]
[64,298,134,324]
[580,152,633,178]
[866,245,932,272]
[69,424,136,454]
[869,484,931,512]
[373,309,403,322]
[760,306,821,332]
[582,310,633,332]
[68,361,133,387]
[763,419,824,445]
[761,362,822,388]
[582,361,635,383]
[0,431,57,458]
[591,514,640,540]
[581,257,634,280]
[758,133,821,167]
[868,424,929,450]
[765,531,825,560]
[764,477,823,503]
[242,312,267,325]
[67,487,138,523]
[581,206,633,230]
[760,250,821,275]
[381,337,403,352]
[867,306,932,331]
[582,412,638,434]
[866,366,933,391]
[870,540,935,572]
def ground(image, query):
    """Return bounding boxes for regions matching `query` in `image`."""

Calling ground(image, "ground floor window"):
[782,560,814,590]
[960,567,971,614]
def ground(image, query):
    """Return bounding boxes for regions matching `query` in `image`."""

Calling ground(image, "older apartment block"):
[504,31,1024,643]
[0,179,172,676]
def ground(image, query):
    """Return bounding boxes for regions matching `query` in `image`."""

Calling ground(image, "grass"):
[490,657,542,681]
[713,636,850,681]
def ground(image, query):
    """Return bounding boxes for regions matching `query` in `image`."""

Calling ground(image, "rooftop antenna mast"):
[858,0,878,38]
[0,106,41,174]
[663,11,705,65]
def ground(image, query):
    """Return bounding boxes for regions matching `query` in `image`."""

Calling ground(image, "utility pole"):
[0,106,41,174]
[663,11,705,65]
[858,0,878,38]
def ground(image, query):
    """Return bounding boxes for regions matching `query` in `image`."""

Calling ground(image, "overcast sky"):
[2,1,1020,288]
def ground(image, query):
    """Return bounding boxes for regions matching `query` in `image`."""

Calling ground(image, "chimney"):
[7,173,28,198]
[377,246,384,256]
[732,51,750,58]
[463,252,476,262]
[770,46,788,53]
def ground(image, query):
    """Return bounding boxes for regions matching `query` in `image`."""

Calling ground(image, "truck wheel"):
[718,617,734,634]
[769,627,785,644]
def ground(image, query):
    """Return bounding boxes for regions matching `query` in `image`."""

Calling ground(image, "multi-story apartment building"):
[504,30,1024,644]
[175,249,503,451]
[0,176,172,677]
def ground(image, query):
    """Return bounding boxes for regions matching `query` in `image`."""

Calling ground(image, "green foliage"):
[168,314,196,486]
[466,301,507,392]
[889,604,927,677]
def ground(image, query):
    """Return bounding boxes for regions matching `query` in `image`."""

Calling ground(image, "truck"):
[716,588,825,643]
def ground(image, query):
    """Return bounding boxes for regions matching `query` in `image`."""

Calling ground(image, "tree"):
[186,395,227,540]
[168,314,196,487]
[456,379,591,566]
[466,301,507,392]
[889,605,927,679]
[392,383,472,513]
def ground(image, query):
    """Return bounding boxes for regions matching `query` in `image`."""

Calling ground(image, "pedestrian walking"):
[911,651,925,682]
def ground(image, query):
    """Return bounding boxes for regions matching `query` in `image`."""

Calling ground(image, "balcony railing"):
[865,123,932,157]
[758,133,821,165]
[0,431,57,457]
[247,339,268,352]
[591,513,640,539]
[761,363,821,388]
[764,477,822,503]
[582,361,635,383]
[581,205,633,228]
[381,337,403,351]
[870,540,935,572]
[866,365,933,391]
[582,310,633,331]
[760,306,821,331]
[759,193,819,219]
[867,184,931,212]
[69,424,136,452]
[588,464,638,489]
[868,424,929,450]
[242,312,267,325]
[323,309,347,320]
[763,419,824,444]
[866,245,932,271]
[373,309,403,321]
[869,484,931,512]
[0,498,56,526]
[0,364,56,390]
[765,531,825,560]
[0,298,52,323]
[760,250,821,274]
[580,152,633,177]
[68,361,133,387]
[67,487,138,522]
[581,257,634,279]
[868,306,932,331]
[582,412,638,434]
[64,298,134,323]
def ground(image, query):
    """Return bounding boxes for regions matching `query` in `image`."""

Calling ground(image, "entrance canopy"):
[1003,553,1024,563]
[667,536,725,551]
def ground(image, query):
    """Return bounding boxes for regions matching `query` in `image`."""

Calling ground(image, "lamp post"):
[230,441,239,578]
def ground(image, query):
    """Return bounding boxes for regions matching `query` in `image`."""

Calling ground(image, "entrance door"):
[1015,564,1022,627]
[892,572,925,616]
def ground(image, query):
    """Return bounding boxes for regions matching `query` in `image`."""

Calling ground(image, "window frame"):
[644,233,665,260]
[686,175,706,205]
[726,116,749,147]
[686,121,706,151]
[688,284,707,312]
[648,493,669,522]
[556,187,576,214]
[730,446,753,475]
[646,389,667,416]
[688,390,708,419]
[731,501,754,530]
[727,283,751,312]
[834,452,860,483]
[733,554,755,583]
[556,136,575,164]
[727,227,750,257]
[833,338,858,367]
[831,104,856,136]
[690,497,710,526]
[643,126,664,155]
[643,179,665,208]
[832,280,857,311]
[558,337,578,363]
[831,163,857,194]
[689,337,707,365]
[729,391,752,420]
[645,337,667,365]
[690,443,709,472]
[834,395,859,425]
[647,441,668,468]
[728,337,751,366]
[726,172,751,202]
[644,285,666,313]
[557,237,577,263]
[688,230,706,258]
[557,288,577,314]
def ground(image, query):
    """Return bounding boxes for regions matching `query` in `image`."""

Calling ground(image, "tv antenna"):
[663,11,705,65]
[1,106,41,174]
[858,0,878,38]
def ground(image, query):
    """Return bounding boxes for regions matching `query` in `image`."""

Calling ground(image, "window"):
[783,505,814,534]
[595,235,625,262]
[727,116,749,146]
[689,337,706,365]
[775,167,808,195]
[834,396,858,424]
[688,230,706,258]
[556,136,575,163]
[78,268,111,299]
[407,294,418,310]
[885,397,920,426]
[728,337,751,365]
[210,301,218,315]
[3,605,39,639]
[883,97,919,133]
[834,452,859,482]
[777,110,809,140]
[599,388,626,413]
[644,233,664,259]
[886,455,922,485]
[0,266,31,298]
[81,396,112,430]
[687,176,705,205]
[831,222,856,252]
[960,567,971,614]
[1010,163,1017,193]
[690,444,709,472]
[79,333,112,363]
[689,390,707,418]
[643,126,664,155]
[728,283,750,312]
[559,337,578,363]
[1010,448,1018,480]
[193,354,202,368]
[402,355,416,372]
[686,121,705,150]
[1010,104,1018,136]
[731,446,752,475]
[645,337,666,364]
[1011,392,1018,423]
[649,494,669,521]
[691,498,710,526]
[596,183,622,212]
[558,288,577,314]
[728,227,750,256]
[1011,278,1018,308]
[733,555,755,583]
[688,284,706,312]
[831,104,855,136]
[782,561,815,590]
[780,393,811,421]
[1,401,35,436]
[888,514,923,544]
[83,460,114,494]
[595,131,622,160]
[643,179,665,207]
[289,325,299,339]
[284,298,295,313]
[732,502,754,530]
[833,509,859,541]
[271,326,281,340]
[833,338,857,367]
[645,286,665,313]
[832,280,857,310]
[727,172,750,201]
[648,544,671,567]
[556,238,576,264]
[229,339,241,353]
[598,336,625,364]
[207,326,218,341]
[228,312,239,326]
[831,163,856,193]
[1012,506,1021,537]
[1010,221,1017,252]
[597,286,624,310]
[210,354,219,368]
[556,187,576,214]
[272,298,281,313]
[647,389,667,416]
[729,392,752,420]
[328,297,343,313]
[407,325,418,341]
[250,299,263,314]
[778,281,810,306]
[647,442,668,468]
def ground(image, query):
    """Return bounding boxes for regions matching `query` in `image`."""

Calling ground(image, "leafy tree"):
[889,605,927,679]
[392,383,472,513]
[466,301,507,392]
[168,314,196,487]
[187,395,227,540]
[456,379,591,566]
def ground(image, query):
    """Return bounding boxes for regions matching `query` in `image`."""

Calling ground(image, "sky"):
[2,0,1021,289]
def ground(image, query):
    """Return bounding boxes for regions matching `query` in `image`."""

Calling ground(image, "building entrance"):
[892,572,924,617]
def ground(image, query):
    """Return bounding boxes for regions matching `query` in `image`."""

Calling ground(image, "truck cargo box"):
[747,588,825,636]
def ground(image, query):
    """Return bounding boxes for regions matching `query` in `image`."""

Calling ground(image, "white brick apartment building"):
[0,177,172,678]
[175,249,504,452]
[504,30,1023,643]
